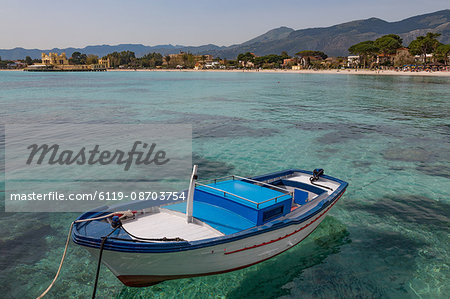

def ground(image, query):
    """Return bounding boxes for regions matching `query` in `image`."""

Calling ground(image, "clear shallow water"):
[0,71,449,298]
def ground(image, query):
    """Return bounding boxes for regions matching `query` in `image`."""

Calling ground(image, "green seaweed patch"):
[160,110,280,138]
[192,154,235,179]
[416,164,450,179]
[193,123,279,139]
[343,195,450,232]
[383,147,435,163]
[315,129,366,144]
[0,223,56,285]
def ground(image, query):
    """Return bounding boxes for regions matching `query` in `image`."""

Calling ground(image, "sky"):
[0,0,448,49]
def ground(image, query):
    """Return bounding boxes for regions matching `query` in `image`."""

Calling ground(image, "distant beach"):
[107,68,450,77]
[3,68,450,77]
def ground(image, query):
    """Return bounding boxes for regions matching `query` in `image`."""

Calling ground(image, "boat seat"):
[164,201,256,235]
[279,179,327,195]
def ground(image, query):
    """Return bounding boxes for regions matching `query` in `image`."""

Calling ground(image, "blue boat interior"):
[274,179,327,196]
[165,201,255,235]
[165,179,294,234]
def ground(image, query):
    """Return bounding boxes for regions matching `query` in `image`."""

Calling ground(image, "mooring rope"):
[120,225,186,242]
[36,222,74,299]
[36,211,130,299]
[309,176,334,191]
[91,227,119,299]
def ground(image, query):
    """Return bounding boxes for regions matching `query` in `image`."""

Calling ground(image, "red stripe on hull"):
[224,191,344,255]
[118,228,317,287]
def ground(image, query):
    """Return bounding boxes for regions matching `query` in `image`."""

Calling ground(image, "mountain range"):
[1,9,449,60]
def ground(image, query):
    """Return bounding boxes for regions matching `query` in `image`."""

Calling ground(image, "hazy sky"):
[0,0,448,49]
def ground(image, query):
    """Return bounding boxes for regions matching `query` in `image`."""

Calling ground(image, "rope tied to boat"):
[36,210,135,299]
[310,168,334,191]
[109,215,187,242]
[91,226,120,299]
[120,224,187,242]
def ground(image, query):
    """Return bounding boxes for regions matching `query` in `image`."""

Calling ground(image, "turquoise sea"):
[0,71,449,298]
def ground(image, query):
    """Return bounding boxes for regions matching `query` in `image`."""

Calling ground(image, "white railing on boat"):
[233,175,290,194]
[197,175,289,194]
[195,182,259,205]
[194,176,293,209]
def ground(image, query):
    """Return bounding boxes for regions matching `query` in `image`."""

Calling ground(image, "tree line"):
[1,49,330,69]
[236,50,329,69]
[348,33,450,67]
[2,33,449,69]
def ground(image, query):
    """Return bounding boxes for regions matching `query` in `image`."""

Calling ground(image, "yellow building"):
[41,52,69,65]
[26,52,107,71]
[98,58,111,68]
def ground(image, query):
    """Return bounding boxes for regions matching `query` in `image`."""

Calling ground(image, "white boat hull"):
[88,196,338,287]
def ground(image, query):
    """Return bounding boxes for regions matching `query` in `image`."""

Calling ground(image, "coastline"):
[112,69,450,77]
[2,68,450,77]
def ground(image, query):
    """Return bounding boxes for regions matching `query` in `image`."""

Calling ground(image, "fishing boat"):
[72,167,348,287]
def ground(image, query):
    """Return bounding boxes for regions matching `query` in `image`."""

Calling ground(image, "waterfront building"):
[347,55,360,67]
[98,58,111,68]
[26,52,106,71]
[41,52,69,65]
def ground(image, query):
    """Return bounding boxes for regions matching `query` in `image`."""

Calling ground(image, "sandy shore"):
[108,68,450,77]
[3,68,450,77]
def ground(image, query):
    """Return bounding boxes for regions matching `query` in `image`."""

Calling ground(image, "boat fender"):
[111,216,122,228]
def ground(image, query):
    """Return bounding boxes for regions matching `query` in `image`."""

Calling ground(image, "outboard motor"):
[311,168,324,182]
